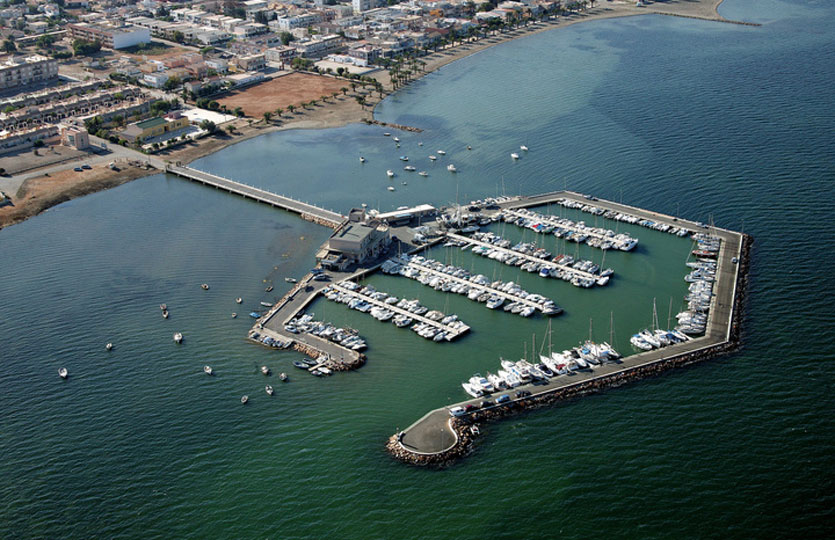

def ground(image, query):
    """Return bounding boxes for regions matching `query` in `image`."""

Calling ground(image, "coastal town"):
[0,0,739,228]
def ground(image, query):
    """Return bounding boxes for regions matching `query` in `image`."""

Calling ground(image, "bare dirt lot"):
[217,73,348,117]
[0,162,151,229]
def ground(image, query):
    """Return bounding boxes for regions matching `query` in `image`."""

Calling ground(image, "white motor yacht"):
[173,332,183,343]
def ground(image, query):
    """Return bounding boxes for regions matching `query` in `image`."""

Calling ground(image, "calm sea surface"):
[2,0,833,537]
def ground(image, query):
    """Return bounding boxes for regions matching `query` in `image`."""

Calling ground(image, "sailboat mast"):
[652,297,659,331]
[667,297,673,329]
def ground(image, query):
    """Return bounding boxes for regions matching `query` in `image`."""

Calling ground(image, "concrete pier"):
[166,164,346,229]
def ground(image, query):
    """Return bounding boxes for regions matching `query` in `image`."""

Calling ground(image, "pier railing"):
[165,165,346,229]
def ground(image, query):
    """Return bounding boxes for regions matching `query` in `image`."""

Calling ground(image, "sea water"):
[1,0,833,537]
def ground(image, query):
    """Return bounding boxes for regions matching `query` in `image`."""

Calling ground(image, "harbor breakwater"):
[388,234,754,467]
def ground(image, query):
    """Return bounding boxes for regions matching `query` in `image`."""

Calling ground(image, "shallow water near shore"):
[2,0,834,537]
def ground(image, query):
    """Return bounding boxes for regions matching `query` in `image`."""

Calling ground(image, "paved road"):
[0,135,165,196]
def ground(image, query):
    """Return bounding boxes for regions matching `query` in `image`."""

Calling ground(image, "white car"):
[448,406,467,417]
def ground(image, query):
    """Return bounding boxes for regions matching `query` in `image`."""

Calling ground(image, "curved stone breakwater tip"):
[291,341,367,371]
[388,234,753,468]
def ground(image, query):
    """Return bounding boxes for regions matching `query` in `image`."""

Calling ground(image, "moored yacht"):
[173,332,183,344]
[265,385,274,396]
[58,367,68,379]
[203,365,213,375]
[462,382,483,398]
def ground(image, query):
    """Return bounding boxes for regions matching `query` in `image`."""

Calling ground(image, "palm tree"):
[287,104,296,114]
[263,111,272,123]
[275,108,283,117]
[340,87,348,95]
[332,91,339,100]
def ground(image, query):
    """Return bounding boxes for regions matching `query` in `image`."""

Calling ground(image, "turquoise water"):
[2,0,834,537]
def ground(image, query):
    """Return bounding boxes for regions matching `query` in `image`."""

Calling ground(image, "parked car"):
[81,164,92,170]
[496,394,511,404]
[448,406,467,417]
[73,167,84,172]
[480,400,494,408]
[515,390,531,398]
[464,404,477,412]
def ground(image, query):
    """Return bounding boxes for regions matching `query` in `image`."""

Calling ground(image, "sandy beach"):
[0,0,731,230]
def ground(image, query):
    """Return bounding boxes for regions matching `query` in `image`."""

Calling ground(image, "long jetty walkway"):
[390,255,557,314]
[446,232,601,281]
[166,165,345,229]
[391,191,749,465]
[329,282,471,340]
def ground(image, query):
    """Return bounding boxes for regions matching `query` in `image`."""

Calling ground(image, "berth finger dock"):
[446,232,604,283]
[328,282,471,340]
[387,254,561,315]
[499,208,639,251]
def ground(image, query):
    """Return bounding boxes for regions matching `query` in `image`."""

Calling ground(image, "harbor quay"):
[169,168,751,458]
[388,193,752,466]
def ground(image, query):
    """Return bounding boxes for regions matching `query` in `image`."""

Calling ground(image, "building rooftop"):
[333,222,375,243]
[135,116,167,130]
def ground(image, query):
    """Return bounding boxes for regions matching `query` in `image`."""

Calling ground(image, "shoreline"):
[0,0,737,231]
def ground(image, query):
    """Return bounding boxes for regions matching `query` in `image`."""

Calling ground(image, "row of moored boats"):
[555,197,695,237]
[500,208,639,251]
[248,329,293,349]
[381,255,562,316]
[322,281,468,342]
[630,327,692,351]
[676,234,720,335]
[461,342,622,398]
[283,313,367,351]
[462,231,613,287]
